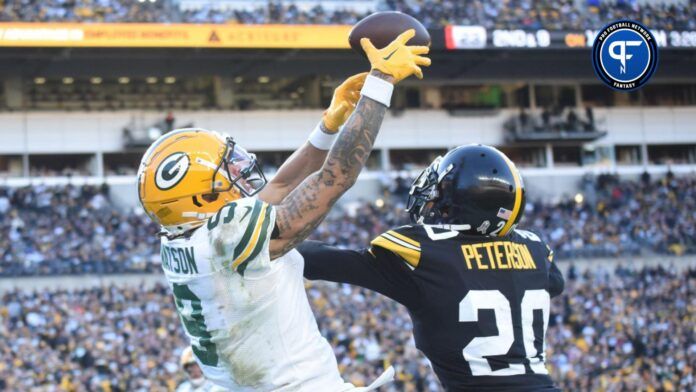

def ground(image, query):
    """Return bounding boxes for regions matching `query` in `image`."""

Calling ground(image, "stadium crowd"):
[0,265,693,391]
[0,0,694,30]
[546,265,696,391]
[312,172,696,259]
[0,172,694,276]
[0,184,160,276]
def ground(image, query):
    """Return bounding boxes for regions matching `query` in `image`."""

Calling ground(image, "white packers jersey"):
[160,197,352,391]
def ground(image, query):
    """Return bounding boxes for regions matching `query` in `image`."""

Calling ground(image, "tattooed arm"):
[257,141,328,205]
[268,70,392,259]
[267,30,430,259]
[258,74,366,205]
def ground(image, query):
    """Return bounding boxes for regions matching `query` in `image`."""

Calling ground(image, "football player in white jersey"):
[137,30,430,391]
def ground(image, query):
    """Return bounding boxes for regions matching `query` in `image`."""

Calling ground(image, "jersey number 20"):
[459,289,550,376]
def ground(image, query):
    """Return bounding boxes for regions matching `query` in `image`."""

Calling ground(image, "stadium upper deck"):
[0,0,693,30]
[0,0,693,198]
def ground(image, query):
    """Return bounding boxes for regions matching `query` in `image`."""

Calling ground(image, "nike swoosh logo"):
[240,206,253,222]
[383,49,398,61]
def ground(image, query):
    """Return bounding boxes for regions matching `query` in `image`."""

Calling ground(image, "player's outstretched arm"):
[299,240,421,307]
[269,29,429,259]
[269,75,390,258]
[258,73,367,204]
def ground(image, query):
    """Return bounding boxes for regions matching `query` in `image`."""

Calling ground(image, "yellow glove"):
[322,72,368,132]
[360,29,431,82]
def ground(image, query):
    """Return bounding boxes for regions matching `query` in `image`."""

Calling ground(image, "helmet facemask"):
[211,137,267,197]
[406,156,452,223]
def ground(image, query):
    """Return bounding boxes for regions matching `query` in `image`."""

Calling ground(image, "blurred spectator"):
[165,111,175,133]
[0,0,693,30]
[0,184,160,276]
[506,106,599,134]
[546,265,696,391]
[585,106,595,131]
[523,174,696,259]
[0,0,171,23]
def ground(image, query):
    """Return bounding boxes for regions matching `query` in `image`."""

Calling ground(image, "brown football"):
[348,11,430,57]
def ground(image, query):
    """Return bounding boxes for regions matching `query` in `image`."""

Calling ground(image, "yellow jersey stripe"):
[547,245,555,262]
[387,230,420,248]
[232,203,268,269]
[499,157,523,236]
[371,236,421,268]
[382,233,420,251]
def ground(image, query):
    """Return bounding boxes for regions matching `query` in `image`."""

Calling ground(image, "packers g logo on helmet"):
[155,152,190,190]
[138,128,267,235]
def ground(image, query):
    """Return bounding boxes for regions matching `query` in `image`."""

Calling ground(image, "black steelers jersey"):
[299,225,564,392]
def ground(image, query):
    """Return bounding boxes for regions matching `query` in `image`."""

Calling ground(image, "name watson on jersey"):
[161,245,199,274]
[461,241,537,270]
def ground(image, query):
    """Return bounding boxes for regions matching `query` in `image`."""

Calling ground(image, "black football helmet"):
[406,144,525,237]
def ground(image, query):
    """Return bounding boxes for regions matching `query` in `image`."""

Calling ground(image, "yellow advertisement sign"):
[0,23,352,48]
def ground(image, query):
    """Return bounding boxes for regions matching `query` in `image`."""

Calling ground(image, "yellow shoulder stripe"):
[386,230,420,248]
[371,234,421,269]
[232,203,269,270]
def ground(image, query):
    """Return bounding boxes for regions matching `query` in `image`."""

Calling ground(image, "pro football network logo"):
[592,20,658,91]
[155,152,190,190]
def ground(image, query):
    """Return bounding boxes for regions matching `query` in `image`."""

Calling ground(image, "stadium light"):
[118,77,130,84]
[146,77,158,84]
[164,77,176,84]
[258,76,270,84]
[574,193,584,204]
[234,76,244,84]
[90,77,102,85]
[33,77,46,85]
[62,77,74,85]
[148,127,162,140]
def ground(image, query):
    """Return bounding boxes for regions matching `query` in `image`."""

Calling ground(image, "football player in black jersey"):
[299,144,564,392]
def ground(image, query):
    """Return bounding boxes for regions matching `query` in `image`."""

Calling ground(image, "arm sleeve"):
[299,241,422,308]
[546,245,565,298]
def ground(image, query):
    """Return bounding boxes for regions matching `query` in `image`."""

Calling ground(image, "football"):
[348,11,431,57]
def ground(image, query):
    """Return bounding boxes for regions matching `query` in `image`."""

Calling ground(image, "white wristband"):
[308,121,337,150]
[360,74,394,107]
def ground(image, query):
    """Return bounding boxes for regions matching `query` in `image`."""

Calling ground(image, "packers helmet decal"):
[137,128,268,235]
[155,152,190,190]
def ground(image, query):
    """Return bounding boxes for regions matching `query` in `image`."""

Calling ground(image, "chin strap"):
[162,217,208,238]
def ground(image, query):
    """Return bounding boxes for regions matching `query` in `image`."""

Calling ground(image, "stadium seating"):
[0,173,693,276]
[1,266,693,390]
[0,0,693,29]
